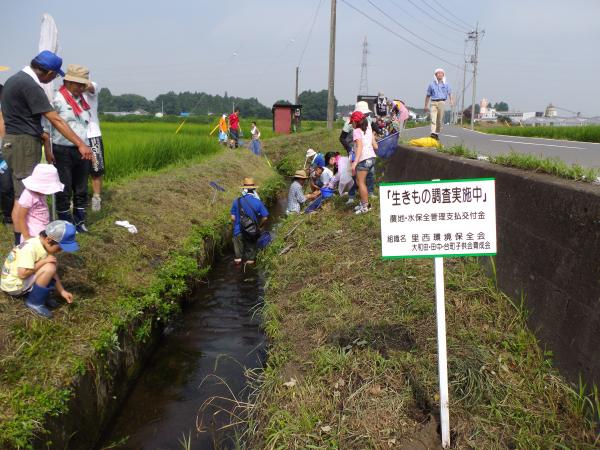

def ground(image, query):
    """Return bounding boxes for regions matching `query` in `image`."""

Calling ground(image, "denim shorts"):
[356,157,376,172]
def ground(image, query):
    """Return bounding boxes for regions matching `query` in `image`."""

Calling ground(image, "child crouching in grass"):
[1,220,79,318]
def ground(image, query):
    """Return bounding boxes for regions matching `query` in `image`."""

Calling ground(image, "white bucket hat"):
[354,101,372,114]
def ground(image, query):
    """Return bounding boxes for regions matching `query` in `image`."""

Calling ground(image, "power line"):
[341,0,462,69]
[367,0,463,56]
[421,0,472,31]
[386,0,462,45]
[298,0,325,67]
[429,0,474,30]
[405,0,467,33]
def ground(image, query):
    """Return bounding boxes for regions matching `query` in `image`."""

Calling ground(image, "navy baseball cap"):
[33,50,65,77]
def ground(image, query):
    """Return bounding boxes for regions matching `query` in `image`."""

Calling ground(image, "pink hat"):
[22,164,64,195]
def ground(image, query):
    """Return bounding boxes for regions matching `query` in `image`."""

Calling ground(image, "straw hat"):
[306,148,316,158]
[22,164,64,195]
[241,177,257,189]
[64,64,90,85]
[293,170,308,179]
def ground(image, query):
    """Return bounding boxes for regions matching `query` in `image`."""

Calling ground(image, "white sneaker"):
[355,202,371,211]
[345,198,355,205]
[91,195,102,212]
[355,204,371,215]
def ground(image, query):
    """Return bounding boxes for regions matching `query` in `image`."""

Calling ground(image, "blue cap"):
[46,220,79,252]
[33,51,64,77]
[313,155,326,168]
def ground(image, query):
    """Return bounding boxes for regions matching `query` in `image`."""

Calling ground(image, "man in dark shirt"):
[1,51,92,200]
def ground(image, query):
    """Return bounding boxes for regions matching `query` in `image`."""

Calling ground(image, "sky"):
[2,0,599,116]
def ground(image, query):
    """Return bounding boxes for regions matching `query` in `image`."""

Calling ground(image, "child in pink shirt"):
[13,164,64,242]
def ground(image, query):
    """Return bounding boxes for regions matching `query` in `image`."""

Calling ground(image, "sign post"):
[380,178,497,448]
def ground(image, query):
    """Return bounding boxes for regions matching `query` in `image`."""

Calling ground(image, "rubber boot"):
[73,208,88,233]
[45,280,59,309]
[57,210,74,225]
[25,284,53,318]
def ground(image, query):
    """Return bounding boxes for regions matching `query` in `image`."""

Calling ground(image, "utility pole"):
[295,66,299,104]
[469,25,484,131]
[358,36,369,95]
[460,56,466,126]
[327,0,337,129]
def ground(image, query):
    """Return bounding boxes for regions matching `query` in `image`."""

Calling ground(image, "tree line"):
[99,88,338,120]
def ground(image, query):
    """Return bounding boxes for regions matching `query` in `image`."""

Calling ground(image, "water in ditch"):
[99,197,286,450]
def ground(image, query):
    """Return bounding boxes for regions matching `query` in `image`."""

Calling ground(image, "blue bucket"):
[320,187,334,199]
[257,231,272,249]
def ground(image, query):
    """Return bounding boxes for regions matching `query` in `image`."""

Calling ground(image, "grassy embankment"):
[476,124,600,144]
[244,131,600,449]
[0,121,285,448]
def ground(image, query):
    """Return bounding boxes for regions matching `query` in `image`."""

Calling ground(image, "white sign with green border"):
[379,177,497,449]
[379,178,497,259]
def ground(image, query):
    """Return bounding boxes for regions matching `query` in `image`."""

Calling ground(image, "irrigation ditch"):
[0,145,285,449]
[98,197,288,449]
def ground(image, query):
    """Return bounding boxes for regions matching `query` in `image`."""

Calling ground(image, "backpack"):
[237,196,261,241]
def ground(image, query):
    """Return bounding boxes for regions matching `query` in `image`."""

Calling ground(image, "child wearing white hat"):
[12,164,64,243]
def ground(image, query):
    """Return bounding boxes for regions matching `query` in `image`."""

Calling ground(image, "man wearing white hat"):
[424,68,454,139]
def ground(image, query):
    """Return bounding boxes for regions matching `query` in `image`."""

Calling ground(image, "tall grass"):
[484,125,600,143]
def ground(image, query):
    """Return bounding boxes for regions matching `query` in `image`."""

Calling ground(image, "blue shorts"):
[356,157,376,172]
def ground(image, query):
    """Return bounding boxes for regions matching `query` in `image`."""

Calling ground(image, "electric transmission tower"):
[358,36,369,95]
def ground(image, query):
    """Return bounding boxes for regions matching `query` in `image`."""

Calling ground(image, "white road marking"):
[490,139,588,150]
[442,134,458,138]
[463,127,600,145]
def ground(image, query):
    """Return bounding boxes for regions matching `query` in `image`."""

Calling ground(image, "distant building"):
[522,116,600,127]
[545,103,558,117]
[104,109,149,116]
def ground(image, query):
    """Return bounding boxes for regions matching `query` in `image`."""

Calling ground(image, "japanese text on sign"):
[380,179,497,259]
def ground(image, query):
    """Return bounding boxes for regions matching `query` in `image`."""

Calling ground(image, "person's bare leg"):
[357,171,368,205]
[91,176,102,197]
[91,176,103,211]
[32,261,57,287]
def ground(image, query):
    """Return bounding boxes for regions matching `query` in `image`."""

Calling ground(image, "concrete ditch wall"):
[383,145,600,389]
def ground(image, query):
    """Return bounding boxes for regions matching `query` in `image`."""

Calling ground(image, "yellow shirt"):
[1,237,48,292]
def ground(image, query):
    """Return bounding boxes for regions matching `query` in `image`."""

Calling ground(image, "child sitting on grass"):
[1,220,79,318]
[12,164,64,244]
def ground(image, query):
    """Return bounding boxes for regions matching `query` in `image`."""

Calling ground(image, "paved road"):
[402,125,600,167]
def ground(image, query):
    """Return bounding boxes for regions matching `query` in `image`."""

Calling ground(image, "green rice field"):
[101,118,328,182]
[482,125,600,143]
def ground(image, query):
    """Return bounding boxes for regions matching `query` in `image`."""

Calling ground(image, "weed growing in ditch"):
[438,144,478,159]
